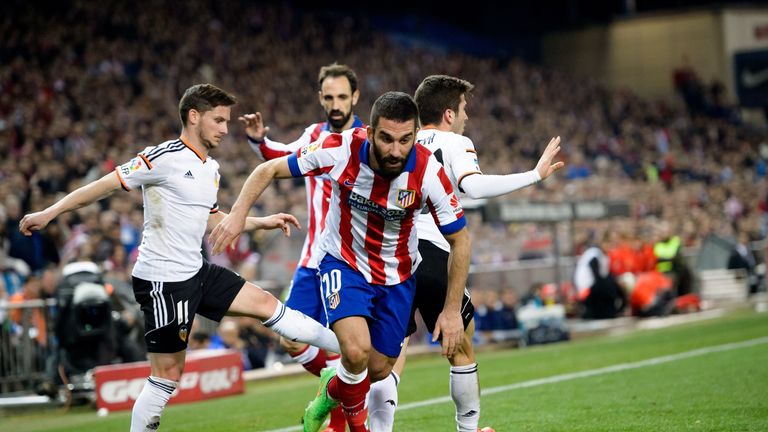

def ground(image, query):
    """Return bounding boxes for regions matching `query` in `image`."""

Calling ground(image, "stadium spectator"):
[728,230,761,295]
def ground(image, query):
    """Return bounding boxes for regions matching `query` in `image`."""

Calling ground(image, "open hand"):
[259,213,301,237]
[432,310,463,357]
[239,113,269,142]
[535,136,565,180]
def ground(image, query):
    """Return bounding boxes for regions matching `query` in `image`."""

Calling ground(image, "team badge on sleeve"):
[396,189,416,208]
[119,158,143,177]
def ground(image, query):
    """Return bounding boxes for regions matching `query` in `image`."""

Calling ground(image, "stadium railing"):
[0,299,56,395]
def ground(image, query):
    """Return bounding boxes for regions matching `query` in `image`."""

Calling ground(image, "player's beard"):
[371,136,409,180]
[326,109,351,132]
[199,129,216,150]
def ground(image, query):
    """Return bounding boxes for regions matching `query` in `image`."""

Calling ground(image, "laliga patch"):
[119,158,143,177]
[328,293,340,310]
[300,141,322,157]
[214,171,220,189]
[178,325,188,342]
[396,189,416,208]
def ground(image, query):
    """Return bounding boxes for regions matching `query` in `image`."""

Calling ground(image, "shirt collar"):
[360,140,417,174]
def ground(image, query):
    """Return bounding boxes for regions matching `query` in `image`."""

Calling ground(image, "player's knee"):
[153,364,184,381]
[341,344,370,368]
[279,337,306,354]
[448,335,476,366]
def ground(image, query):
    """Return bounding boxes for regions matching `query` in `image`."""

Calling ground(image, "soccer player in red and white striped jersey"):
[240,63,363,432]
[211,92,471,432]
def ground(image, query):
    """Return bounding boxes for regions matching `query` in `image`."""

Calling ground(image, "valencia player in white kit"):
[19,84,340,432]
[367,76,564,432]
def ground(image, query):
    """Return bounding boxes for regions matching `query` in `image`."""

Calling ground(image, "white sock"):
[292,344,320,364]
[326,354,341,369]
[337,362,368,385]
[450,363,480,432]
[263,301,340,353]
[130,376,177,432]
[368,372,399,432]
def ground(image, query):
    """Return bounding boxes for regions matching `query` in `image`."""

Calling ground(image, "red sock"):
[328,375,370,432]
[327,406,346,432]
[290,345,326,377]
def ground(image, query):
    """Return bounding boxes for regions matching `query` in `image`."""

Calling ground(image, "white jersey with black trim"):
[415,129,481,252]
[115,138,220,282]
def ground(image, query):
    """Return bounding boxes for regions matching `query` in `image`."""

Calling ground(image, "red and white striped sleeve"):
[286,132,348,177]
[247,124,316,160]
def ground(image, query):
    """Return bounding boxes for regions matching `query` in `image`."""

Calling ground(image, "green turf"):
[3,309,766,431]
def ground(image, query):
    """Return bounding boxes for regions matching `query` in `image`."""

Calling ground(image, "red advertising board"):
[95,349,244,411]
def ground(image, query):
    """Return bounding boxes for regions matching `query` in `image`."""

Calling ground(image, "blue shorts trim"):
[318,255,415,357]
[284,266,325,325]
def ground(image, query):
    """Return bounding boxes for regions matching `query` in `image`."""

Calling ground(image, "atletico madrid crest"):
[328,293,340,310]
[396,189,416,208]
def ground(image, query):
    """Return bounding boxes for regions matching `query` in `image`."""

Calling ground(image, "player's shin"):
[368,371,399,432]
[130,376,177,432]
[328,364,371,432]
[450,363,480,432]
[263,301,340,353]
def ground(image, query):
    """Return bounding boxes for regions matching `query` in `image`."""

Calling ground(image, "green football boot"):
[303,367,340,432]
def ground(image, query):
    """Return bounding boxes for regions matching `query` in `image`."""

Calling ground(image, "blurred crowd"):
[1,0,767,372]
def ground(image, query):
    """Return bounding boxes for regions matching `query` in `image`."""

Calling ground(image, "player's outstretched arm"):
[19,172,122,236]
[209,157,294,254]
[241,112,313,157]
[207,211,300,236]
[433,227,471,357]
[245,213,300,236]
[459,136,564,199]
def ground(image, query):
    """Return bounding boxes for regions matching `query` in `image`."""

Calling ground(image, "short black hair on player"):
[370,91,419,130]
[414,75,474,127]
[179,84,237,126]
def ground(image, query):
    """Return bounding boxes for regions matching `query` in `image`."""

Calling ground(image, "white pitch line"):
[263,336,768,432]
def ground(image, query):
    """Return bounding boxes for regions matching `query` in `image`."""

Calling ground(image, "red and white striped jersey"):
[287,128,466,285]
[248,116,364,269]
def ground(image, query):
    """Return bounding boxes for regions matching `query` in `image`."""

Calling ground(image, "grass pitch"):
[3,308,767,431]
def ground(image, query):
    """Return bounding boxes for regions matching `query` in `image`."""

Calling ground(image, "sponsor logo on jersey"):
[395,189,416,208]
[347,191,407,221]
[450,194,460,209]
[184,170,195,179]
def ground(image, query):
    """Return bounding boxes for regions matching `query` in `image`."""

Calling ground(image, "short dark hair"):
[318,63,359,94]
[179,84,237,126]
[370,92,419,130]
[414,75,474,126]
